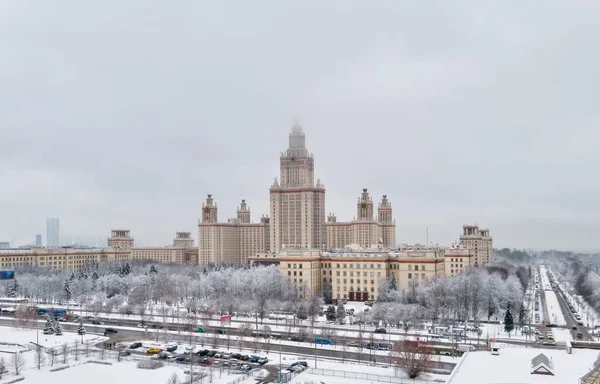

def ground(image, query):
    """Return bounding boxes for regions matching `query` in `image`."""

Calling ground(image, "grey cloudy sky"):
[1,1,599,251]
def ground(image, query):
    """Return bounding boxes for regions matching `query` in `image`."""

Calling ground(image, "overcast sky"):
[1,1,599,251]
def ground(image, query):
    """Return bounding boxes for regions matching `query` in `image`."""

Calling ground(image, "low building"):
[531,353,554,375]
[0,230,199,270]
[250,243,452,301]
[0,242,9,250]
[444,244,474,277]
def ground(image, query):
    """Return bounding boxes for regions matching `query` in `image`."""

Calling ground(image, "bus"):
[314,337,334,345]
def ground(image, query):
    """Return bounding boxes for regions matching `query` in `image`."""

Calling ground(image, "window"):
[299,271,302,276]
[421,265,425,271]
[299,264,302,269]
[288,271,291,276]
[408,273,412,279]
[408,265,412,271]
[336,271,340,276]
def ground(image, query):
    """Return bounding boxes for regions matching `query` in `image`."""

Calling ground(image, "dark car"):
[231,353,242,359]
[291,361,308,368]
[374,327,387,334]
[197,349,210,357]
[105,328,118,334]
[176,356,187,362]
[129,342,143,349]
[118,350,131,357]
[207,350,217,357]
[250,355,259,363]
[577,332,583,339]
[239,355,249,361]
[166,345,178,352]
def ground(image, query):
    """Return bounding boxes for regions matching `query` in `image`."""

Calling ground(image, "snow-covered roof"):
[531,353,554,375]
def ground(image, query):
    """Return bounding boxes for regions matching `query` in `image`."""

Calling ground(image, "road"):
[0,317,457,373]
[544,267,593,341]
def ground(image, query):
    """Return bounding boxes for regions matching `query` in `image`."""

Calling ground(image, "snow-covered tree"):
[390,273,398,291]
[336,302,346,324]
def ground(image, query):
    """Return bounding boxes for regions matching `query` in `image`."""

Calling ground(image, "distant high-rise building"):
[35,234,42,246]
[46,218,60,247]
[460,224,493,266]
[270,124,326,251]
[0,242,9,249]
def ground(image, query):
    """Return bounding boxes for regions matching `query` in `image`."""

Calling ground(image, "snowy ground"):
[478,323,529,342]
[448,346,598,383]
[544,290,567,326]
[0,325,107,351]
[550,328,572,343]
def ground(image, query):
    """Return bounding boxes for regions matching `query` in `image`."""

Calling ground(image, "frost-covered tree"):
[336,302,346,324]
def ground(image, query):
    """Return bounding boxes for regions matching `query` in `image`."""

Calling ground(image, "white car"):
[137,324,145,328]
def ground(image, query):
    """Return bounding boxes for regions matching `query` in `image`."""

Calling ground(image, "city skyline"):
[1,2,599,251]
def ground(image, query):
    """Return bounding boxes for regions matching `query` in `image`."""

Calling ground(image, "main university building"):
[0,125,492,301]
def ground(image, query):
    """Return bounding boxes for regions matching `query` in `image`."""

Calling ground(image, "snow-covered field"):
[0,325,107,350]
[544,290,567,326]
[448,347,597,383]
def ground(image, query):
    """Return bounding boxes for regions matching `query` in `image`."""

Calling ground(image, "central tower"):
[270,124,326,251]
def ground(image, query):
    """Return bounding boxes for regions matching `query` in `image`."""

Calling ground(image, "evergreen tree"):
[53,320,63,336]
[7,279,18,298]
[389,273,398,291]
[91,271,99,281]
[150,265,158,275]
[336,302,346,324]
[504,302,514,334]
[64,280,72,301]
[325,305,336,322]
[528,265,532,278]
[518,303,526,329]
[296,304,308,321]
[43,317,55,334]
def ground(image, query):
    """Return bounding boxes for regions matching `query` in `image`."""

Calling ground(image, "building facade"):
[46,217,60,247]
[35,234,42,246]
[459,224,493,267]
[269,124,326,252]
[0,242,9,250]
[251,243,461,301]
[0,230,199,270]
[198,195,269,265]
[326,189,396,249]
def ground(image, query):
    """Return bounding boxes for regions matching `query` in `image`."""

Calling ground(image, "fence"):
[306,368,445,383]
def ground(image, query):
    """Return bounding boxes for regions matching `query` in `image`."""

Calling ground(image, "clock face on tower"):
[361,203,367,208]
[291,156,296,161]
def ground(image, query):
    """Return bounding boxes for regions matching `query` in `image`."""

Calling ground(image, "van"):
[491,347,500,355]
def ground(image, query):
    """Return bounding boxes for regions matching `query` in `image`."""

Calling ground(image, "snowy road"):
[544,290,567,326]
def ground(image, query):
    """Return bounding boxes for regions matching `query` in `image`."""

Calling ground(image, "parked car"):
[197,349,210,356]
[231,353,242,359]
[239,355,249,361]
[257,357,268,365]
[105,328,118,334]
[147,348,163,354]
[222,353,232,359]
[291,361,308,368]
[207,350,217,357]
[250,355,259,363]
[346,341,359,347]
[129,342,143,349]
[166,345,178,352]
[572,325,578,330]
[374,327,387,334]
[118,350,131,357]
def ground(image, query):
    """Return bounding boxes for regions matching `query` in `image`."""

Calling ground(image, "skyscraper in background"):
[46,218,60,247]
[35,234,42,246]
